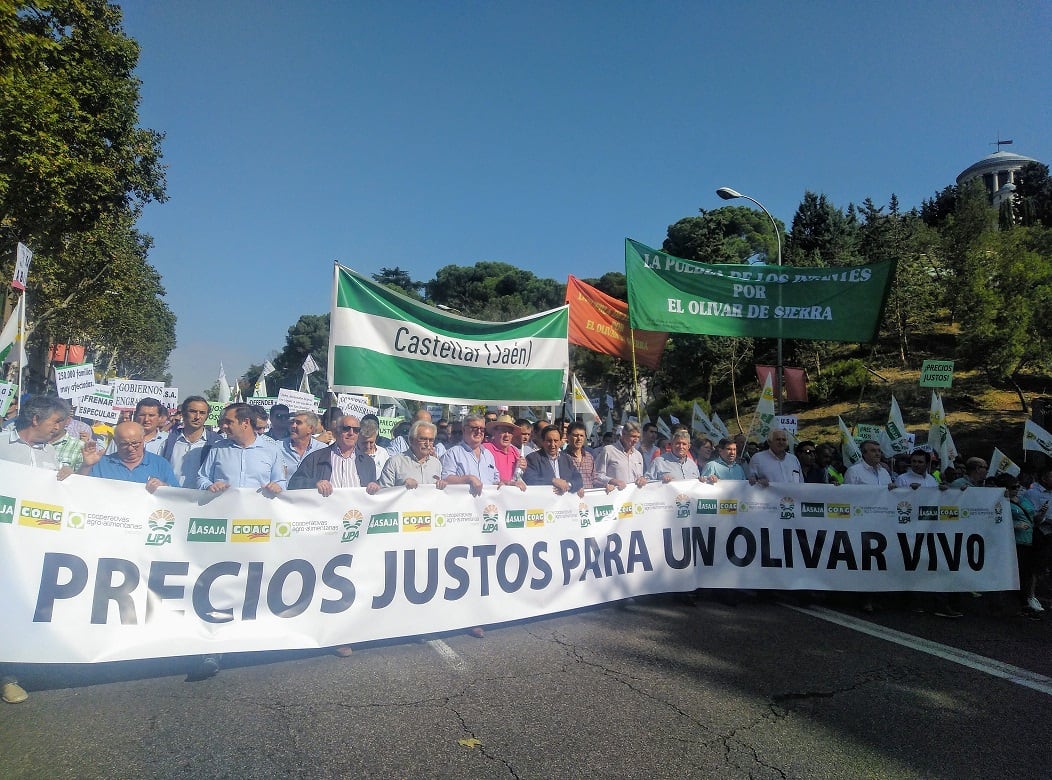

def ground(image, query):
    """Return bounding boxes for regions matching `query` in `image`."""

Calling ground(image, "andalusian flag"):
[746,373,776,443]
[329,265,568,405]
[839,416,862,467]
[0,295,27,365]
[880,395,911,457]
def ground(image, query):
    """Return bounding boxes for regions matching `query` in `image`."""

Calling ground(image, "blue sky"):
[118,1,1051,396]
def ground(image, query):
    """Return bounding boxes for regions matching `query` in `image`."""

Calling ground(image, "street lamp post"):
[716,187,784,412]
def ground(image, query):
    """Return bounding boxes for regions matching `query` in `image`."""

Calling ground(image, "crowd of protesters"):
[0,392,1046,700]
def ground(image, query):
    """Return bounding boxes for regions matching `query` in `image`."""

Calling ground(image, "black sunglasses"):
[340,425,360,433]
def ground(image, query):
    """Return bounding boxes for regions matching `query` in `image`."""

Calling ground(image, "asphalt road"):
[2,592,1050,780]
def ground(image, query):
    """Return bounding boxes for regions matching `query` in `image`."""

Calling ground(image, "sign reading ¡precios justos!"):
[919,360,954,388]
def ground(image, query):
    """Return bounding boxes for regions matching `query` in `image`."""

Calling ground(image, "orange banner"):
[565,276,667,369]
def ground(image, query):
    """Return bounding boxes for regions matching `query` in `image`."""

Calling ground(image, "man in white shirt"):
[894,449,940,489]
[748,429,803,486]
[845,440,894,487]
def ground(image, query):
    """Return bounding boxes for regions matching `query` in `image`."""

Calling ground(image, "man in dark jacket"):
[288,414,380,494]
[524,425,583,495]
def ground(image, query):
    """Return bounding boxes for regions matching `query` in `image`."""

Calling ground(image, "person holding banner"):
[380,420,447,490]
[701,438,747,483]
[389,409,446,459]
[90,422,178,493]
[646,430,701,483]
[524,425,583,495]
[277,411,328,479]
[483,414,527,489]
[593,421,648,493]
[441,413,500,496]
[894,450,941,489]
[748,430,803,486]
[845,441,894,488]
[288,415,380,495]
[197,403,286,494]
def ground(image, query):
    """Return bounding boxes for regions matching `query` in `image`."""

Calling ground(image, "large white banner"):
[0,462,1015,664]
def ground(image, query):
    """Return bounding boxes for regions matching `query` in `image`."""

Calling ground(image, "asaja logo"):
[918,505,939,522]
[368,512,399,534]
[504,509,525,529]
[402,511,432,532]
[938,506,960,521]
[578,502,591,528]
[231,520,271,542]
[341,510,364,542]
[145,509,175,546]
[187,518,227,542]
[779,496,795,521]
[718,500,738,515]
[826,503,851,519]
[896,501,913,524]
[593,505,614,523]
[0,495,15,524]
[675,494,691,518]
[19,500,63,530]
[801,501,824,518]
[525,509,545,528]
[274,522,292,539]
[482,504,499,533]
[696,498,718,515]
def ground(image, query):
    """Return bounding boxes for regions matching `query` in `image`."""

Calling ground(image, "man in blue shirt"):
[91,421,178,492]
[700,438,748,483]
[198,403,285,494]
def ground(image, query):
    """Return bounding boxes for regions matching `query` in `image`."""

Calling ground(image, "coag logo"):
[402,511,432,532]
[718,500,738,515]
[146,509,175,547]
[618,503,634,520]
[482,504,499,533]
[896,501,913,524]
[19,500,63,530]
[187,518,227,542]
[826,503,851,519]
[341,510,364,542]
[0,495,15,524]
[918,506,939,522]
[801,501,824,518]
[231,520,271,542]
[593,505,614,523]
[525,509,545,528]
[504,509,525,529]
[696,498,718,515]
[939,506,960,521]
[675,494,691,519]
[779,496,795,521]
[578,502,591,528]
[368,513,399,534]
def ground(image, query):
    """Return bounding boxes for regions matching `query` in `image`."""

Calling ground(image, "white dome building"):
[956,148,1041,208]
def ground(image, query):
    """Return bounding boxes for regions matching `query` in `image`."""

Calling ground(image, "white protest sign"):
[246,397,278,412]
[378,416,402,440]
[54,363,96,404]
[336,393,379,419]
[162,386,179,410]
[775,414,798,433]
[276,387,319,413]
[111,379,165,410]
[12,243,32,291]
[0,381,15,417]
[92,384,113,399]
[855,423,884,443]
[75,394,121,425]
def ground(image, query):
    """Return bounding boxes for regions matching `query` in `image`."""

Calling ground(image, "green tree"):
[1012,162,1052,228]
[373,266,424,299]
[427,262,564,321]
[785,191,860,266]
[663,205,782,264]
[268,314,330,398]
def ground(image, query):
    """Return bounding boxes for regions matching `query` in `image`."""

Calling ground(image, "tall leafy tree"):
[1012,162,1052,228]
[785,191,859,266]
[427,262,564,321]
[268,314,330,398]
[372,266,424,299]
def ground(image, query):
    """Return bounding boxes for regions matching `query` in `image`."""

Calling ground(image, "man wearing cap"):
[483,413,527,489]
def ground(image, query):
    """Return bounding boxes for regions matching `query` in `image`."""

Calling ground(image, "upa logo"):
[145,509,176,546]
[401,511,432,532]
[779,496,795,521]
[826,503,851,519]
[504,509,525,529]
[368,512,399,534]
[482,504,499,533]
[993,502,1003,524]
[231,520,271,542]
[593,505,614,523]
[896,501,913,524]
[918,505,939,522]
[675,494,691,519]
[187,518,227,542]
[341,510,364,542]
[525,509,545,528]
[578,502,591,528]
[718,500,738,516]
[696,498,718,515]
[801,501,824,518]
[19,500,63,530]
[0,495,15,524]
[938,506,960,522]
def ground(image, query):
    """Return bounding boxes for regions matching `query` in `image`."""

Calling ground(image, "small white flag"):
[838,416,862,467]
[989,447,1021,478]
[217,363,232,403]
[1023,419,1052,458]
[302,354,320,374]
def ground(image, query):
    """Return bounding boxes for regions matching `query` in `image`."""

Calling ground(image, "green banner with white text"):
[329,265,569,405]
[625,239,895,341]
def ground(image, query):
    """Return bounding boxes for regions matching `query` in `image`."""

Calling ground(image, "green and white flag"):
[625,239,895,342]
[880,395,911,457]
[329,265,568,405]
[0,295,28,366]
[989,447,1020,478]
[747,373,776,443]
[1023,419,1052,458]
[839,416,862,467]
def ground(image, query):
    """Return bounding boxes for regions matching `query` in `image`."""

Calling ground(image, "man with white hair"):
[748,429,803,486]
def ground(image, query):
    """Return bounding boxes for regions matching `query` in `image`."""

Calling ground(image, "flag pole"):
[630,328,642,419]
[17,290,26,401]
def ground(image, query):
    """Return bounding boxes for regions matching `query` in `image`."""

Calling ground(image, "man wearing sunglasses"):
[440,413,499,496]
[288,414,380,495]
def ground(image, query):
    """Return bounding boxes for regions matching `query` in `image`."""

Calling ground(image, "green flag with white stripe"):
[329,265,569,405]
